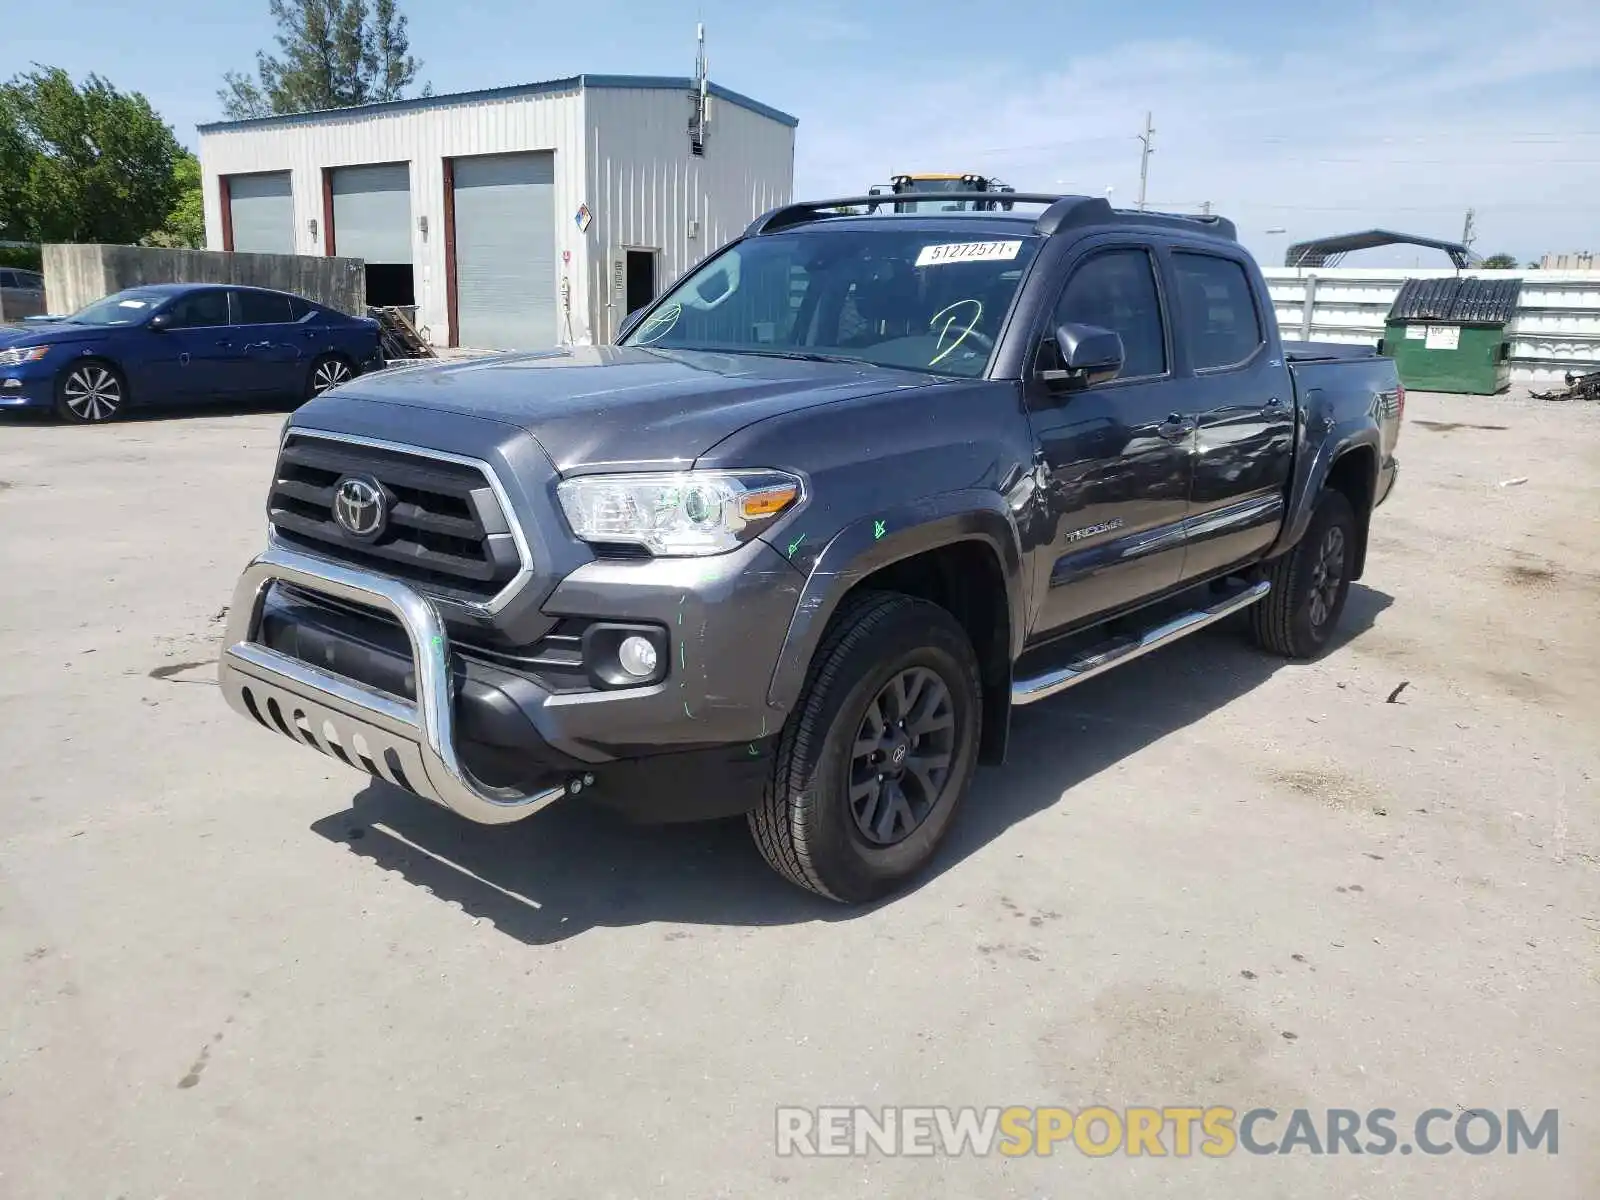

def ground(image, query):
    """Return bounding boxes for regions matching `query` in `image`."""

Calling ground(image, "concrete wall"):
[41,244,367,316]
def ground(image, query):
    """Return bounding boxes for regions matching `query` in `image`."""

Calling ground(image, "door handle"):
[215,339,233,348]
[1158,414,1196,440]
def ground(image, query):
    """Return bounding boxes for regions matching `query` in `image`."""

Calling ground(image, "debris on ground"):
[1386,681,1411,704]
[1498,477,1529,488]
[1531,369,1600,402]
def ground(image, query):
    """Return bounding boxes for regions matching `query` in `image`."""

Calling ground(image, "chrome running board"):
[1011,580,1270,707]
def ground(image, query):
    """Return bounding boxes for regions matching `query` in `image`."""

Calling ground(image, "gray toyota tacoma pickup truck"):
[218,192,1402,903]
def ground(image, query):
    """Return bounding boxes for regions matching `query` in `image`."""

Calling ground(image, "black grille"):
[268,434,523,604]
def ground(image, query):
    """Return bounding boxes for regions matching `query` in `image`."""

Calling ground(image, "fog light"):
[617,635,658,678]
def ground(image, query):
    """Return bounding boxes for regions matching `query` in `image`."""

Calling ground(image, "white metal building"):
[197,74,796,350]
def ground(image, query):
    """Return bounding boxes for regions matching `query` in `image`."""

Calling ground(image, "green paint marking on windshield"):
[874,519,887,540]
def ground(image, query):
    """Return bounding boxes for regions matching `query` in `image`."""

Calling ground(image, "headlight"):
[0,345,50,367]
[556,469,804,556]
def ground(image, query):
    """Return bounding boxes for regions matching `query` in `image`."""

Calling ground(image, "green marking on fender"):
[679,642,686,670]
[873,519,886,540]
[787,533,806,557]
[748,743,759,756]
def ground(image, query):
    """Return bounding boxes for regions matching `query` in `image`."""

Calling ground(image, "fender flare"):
[1268,392,1381,562]
[765,490,1026,713]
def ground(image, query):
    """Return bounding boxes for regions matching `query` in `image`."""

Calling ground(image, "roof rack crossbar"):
[744,193,1236,241]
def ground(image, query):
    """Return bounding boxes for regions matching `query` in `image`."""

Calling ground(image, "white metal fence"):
[1262,267,1600,384]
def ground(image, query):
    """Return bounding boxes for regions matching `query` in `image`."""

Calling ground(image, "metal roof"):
[1284,229,1475,269]
[196,74,798,135]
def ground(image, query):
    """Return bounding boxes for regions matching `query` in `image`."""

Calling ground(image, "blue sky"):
[6,0,1597,265]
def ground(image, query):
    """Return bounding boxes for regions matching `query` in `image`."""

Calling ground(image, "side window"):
[1172,252,1263,370]
[0,270,15,288]
[1051,248,1167,379]
[231,290,294,325]
[165,290,231,328]
[288,295,312,321]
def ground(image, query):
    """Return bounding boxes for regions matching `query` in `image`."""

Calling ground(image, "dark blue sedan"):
[0,283,384,423]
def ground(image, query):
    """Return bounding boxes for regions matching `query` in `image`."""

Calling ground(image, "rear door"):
[145,289,235,398]
[1024,241,1193,636]
[229,289,303,395]
[1167,249,1294,580]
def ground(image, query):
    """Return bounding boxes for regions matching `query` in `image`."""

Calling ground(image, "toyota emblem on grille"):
[333,474,387,539]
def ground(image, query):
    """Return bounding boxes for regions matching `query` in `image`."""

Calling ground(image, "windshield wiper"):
[733,348,868,365]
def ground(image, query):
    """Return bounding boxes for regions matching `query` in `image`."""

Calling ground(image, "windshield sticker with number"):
[915,241,1023,268]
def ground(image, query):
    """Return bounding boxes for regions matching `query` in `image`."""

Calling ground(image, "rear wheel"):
[749,592,982,903]
[1250,488,1357,658]
[54,361,125,424]
[306,354,354,400]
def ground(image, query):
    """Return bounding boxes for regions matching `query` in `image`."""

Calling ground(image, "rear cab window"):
[1172,252,1264,370]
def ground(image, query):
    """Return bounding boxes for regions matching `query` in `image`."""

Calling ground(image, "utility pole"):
[1201,200,1212,216]
[1136,112,1155,212]
[1461,208,1477,254]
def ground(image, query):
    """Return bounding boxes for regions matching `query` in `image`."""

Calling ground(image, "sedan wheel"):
[311,357,353,396]
[58,364,124,423]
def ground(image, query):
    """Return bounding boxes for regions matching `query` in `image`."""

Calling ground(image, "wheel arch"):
[1270,408,1380,579]
[766,492,1024,766]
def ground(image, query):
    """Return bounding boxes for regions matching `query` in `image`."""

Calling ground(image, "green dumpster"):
[1381,277,1519,395]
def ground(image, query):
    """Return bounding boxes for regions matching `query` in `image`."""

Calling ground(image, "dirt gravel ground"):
[1,389,1597,1199]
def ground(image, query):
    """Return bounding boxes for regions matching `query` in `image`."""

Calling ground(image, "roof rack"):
[744,194,1237,241]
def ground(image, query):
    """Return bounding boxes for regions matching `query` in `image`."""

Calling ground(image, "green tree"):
[144,151,206,248]
[0,66,184,244]
[220,0,427,119]
[1480,253,1518,269]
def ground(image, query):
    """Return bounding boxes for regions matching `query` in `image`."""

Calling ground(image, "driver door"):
[1024,243,1193,637]
[143,289,235,400]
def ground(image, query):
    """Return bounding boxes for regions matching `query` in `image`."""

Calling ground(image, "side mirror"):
[1038,323,1124,390]
[147,311,172,331]
[616,306,647,341]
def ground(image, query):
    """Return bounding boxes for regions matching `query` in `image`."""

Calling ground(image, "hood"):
[0,320,105,349]
[302,345,937,472]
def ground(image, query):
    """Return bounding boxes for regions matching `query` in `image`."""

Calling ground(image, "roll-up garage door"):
[331,163,413,264]
[451,152,556,350]
[228,172,294,254]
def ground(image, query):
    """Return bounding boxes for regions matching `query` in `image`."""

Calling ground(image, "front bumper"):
[0,371,53,408]
[220,543,572,824]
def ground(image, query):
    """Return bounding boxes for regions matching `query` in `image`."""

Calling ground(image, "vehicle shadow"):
[309,584,1394,945]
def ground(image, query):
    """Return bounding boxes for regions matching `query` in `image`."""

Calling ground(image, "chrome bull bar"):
[218,544,566,825]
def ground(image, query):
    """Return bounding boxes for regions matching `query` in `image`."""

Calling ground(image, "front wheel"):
[749,592,982,904]
[1250,488,1357,658]
[54,361,126,423]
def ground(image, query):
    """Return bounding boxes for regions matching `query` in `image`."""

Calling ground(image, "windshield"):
[67,290,165,326]
[621,228,1041,378]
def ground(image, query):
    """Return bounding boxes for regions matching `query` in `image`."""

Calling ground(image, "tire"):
[306,354,355,400]
[749,592,982,904]
[1250,488,1357,659]
[54,360,126,424]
